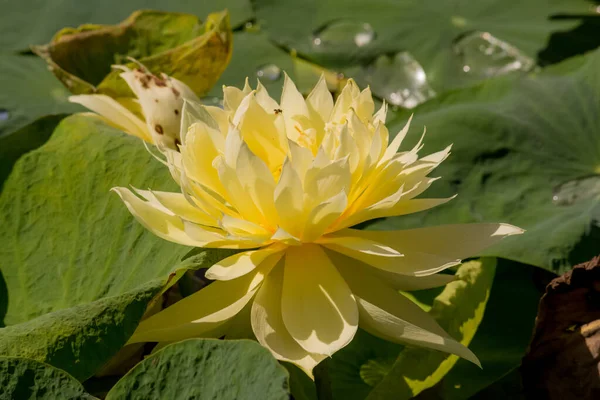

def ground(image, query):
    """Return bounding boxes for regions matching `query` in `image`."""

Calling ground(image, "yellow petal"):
[355,86,375,122]
[275,158,305,238]
[184,220,265,249]
[330,79,359,124]
[282,245,358,355]
[379,114,413,165]
[302,190,348,242]
[333,254,480,366]
[129,253,281,343]
[132,189,217,226]
[181,121,226,197]
[236,142,279,227]
[281,73,310,143]
[372,269,456,291]
[215,155,265,225]
[306,75,333,124]
[223,78,251,111]
[206,245,285,281]
[234,93,288,172]
[252,264,326,378]
[335,196,454,230]
[112,187,204,247]
[304,157,351,207]
[219,215,273,242]
[323,224,523,276]
[255,80,280,111]
[69,95,150,142]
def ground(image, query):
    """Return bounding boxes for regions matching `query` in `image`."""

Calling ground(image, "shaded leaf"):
[208,30,295,99]
[254,0,594,91]
[34,10,232,97]
[366,259,496,399]
[371,49,600,273]
[0,114,68,190]
[106,339,290,400]
[0,55,82,137]
[0,357,94,399]
[0,0,252,52]
[0,115,231,378]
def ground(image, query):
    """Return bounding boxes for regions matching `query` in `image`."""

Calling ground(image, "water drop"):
[0,109,9,122]
[454,31,535,79]
[552,176,600,206]
[256,64,282,82]
[312,20,375,50]
[200,97,224,108]
[354,52,436,109]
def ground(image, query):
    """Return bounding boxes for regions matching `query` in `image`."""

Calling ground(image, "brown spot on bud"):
[174,109,179,115]
[152,75,167,87]
[274,108,283,114]
[139,75,151,89]
[154,124,164,135]
[171,87,180,97]
[155,99,159,103]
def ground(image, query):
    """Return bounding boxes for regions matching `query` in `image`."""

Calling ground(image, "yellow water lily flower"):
[70,65,199,150]
[113,74,523,376]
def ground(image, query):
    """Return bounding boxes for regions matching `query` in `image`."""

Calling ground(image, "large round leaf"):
[0,115,230,378]
[208,30,295,100]
[253,0,593,91]
[0,0,252,52]
[371,49,600,273]
[106,339,290,400]
[0,357,93,399]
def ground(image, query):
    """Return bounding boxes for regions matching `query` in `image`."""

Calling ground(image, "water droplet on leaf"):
[454,31,535,79]
[352,52,436,108]
[312,20,375,49]
[552,176,600,206]
[200,97,224,108]
[256,64,282,82]
[0,109,9,122]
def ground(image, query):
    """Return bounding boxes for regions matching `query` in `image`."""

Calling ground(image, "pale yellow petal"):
[282,245,358,355]
[129,253,280,343]
[206,245,285,281]
[133,189,217,226]
[275,158,306,238]
[215,156,266,225]
[324,224,523,276]
[380,114,413,164]
[304,157,351,207]
[69,95,150,141]
[252,264,326,377]
[333,254,479,366]
[234,93,287,171]
[223,78,251,112]
[236,142,279,226]
[281,73,310,143]
[306,75,333,123]
[302,190,348,242]
[112,187,203,247]
[184,221,265,249]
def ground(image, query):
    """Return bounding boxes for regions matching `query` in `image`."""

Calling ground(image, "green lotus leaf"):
[253,0,594,91]
[33,10,232,98]
[0,115,231,379]
[0,357,94,399]
[371,49,600,273]
[105,339,290,400]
